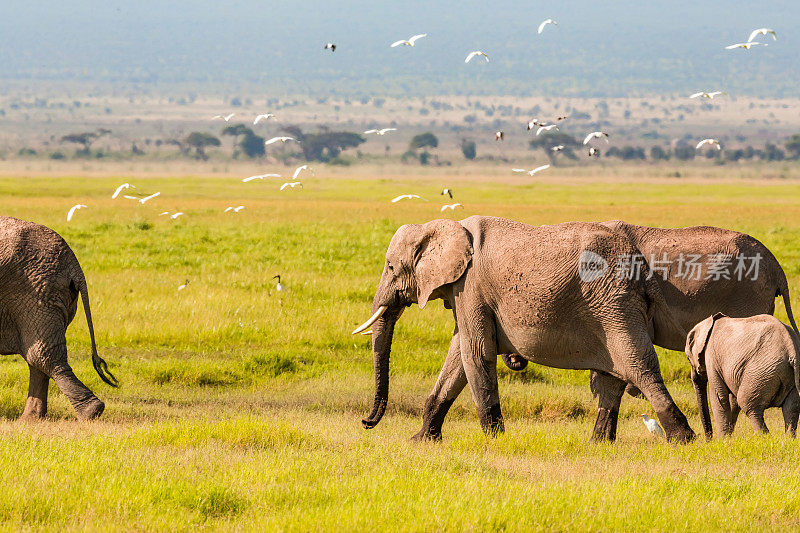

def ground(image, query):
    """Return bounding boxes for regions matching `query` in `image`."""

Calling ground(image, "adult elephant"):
[352,216,695,443]
[505,221,798,439]
[0,217,118,420]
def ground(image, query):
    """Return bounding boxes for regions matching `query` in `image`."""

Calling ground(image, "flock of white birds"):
[63,21,778,313]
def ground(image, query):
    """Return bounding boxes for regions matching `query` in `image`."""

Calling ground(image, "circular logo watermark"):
[578,250,608,283]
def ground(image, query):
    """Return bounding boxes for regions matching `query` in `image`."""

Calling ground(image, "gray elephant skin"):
[686,313,800,436]
[500,221,797,438]
[0,216,117,420]
[353,216,695,443]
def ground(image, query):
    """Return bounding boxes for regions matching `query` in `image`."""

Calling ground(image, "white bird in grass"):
[748,28,777,43]
[264,136,295,146]
[537,124,559,136]
[495,131,504,141]
[690,91,727,99]
[273,275,285,292]
[66,204,87,221]
[112,183,136,199]
[364,128,397,135]
[551,145,565,152]
[512,165,550,176]
[583,131,610,145]
[725,42,764,50]
[641,414,665,437]
[293,165,315,180]
[588,147,600,157]
[212,113,236,121]
[391,34,427,47]
[391,194,426,203]
[159,211,184,219]
[177,279,189,291]
[253,113,276,125]
[465,51,490,63]
[537,19,558,34]
[280,182,303,191]
[440,203,464,211]
[696,138,721,150]
[243,173,281,182]
[441,188,453,199]
[224,206,245,213]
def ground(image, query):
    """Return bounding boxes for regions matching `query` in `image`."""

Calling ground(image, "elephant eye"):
[387,262,394,272]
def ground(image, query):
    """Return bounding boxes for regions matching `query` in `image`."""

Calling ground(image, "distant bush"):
[460,139,477,160]
[17,148,36,156]
[49,151,66,160]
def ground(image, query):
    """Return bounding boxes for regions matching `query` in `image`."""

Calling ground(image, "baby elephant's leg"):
[709,374,735,436]
[729,394,740,428]
[781,391,800,437]
[745,408,769,434]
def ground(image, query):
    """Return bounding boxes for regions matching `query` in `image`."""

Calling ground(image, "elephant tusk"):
[352,306,387,335]
[360,330,373,335]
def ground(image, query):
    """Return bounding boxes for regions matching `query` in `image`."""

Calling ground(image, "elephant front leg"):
[20,365,49,420]
[458,306,503,435]
[590,371,627,442]
[412,330,467,441]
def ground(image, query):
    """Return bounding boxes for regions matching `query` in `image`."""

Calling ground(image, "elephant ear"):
[413,219,473,309]
[685,312,726,374]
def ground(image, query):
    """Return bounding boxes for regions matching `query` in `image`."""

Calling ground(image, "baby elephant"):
[686,313,800,436]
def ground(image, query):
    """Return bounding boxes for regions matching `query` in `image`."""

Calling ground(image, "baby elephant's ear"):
[413,219,473,308]
[685,313,726,373]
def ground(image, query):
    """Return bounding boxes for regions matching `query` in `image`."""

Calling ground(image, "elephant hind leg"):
[781,392,799,437]
[26,338,104,420]
[20,365,49,420]
[618,340,694,443]
[590,371,626,442]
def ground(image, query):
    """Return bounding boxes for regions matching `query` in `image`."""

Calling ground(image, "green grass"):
[1,166,800,530]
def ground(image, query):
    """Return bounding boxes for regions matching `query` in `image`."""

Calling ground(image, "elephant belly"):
[496,321,606,372]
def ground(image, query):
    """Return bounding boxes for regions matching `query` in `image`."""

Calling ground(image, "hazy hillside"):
[1,0,798,97]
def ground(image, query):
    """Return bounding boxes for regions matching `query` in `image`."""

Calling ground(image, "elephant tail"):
[70,257,119,388]
[777,269,800,340]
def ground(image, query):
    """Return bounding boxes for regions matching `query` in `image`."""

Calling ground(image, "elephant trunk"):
[362,305,403,429]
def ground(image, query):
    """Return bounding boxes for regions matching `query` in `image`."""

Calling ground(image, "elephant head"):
[353,219,473,429]
[685,312,727,377]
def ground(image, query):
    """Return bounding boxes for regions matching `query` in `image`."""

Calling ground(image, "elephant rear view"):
[0,216,117,420]
[686,313,800,436]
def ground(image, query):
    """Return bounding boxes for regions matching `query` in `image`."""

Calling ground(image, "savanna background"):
[2,1,800,531]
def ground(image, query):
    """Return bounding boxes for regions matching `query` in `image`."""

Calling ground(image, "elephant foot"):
[74,397,105,420]
[590,406,619,442]
[501,353,528,371]
[479,403,505,436]
[657,404,695,443]
[414,396,454,442]
[19,399,47,421]
[411,429,442,442]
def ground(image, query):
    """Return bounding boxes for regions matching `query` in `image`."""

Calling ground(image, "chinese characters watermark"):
[579,251,762,282]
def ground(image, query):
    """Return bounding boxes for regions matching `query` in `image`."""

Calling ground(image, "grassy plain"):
[1,162,800,530]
